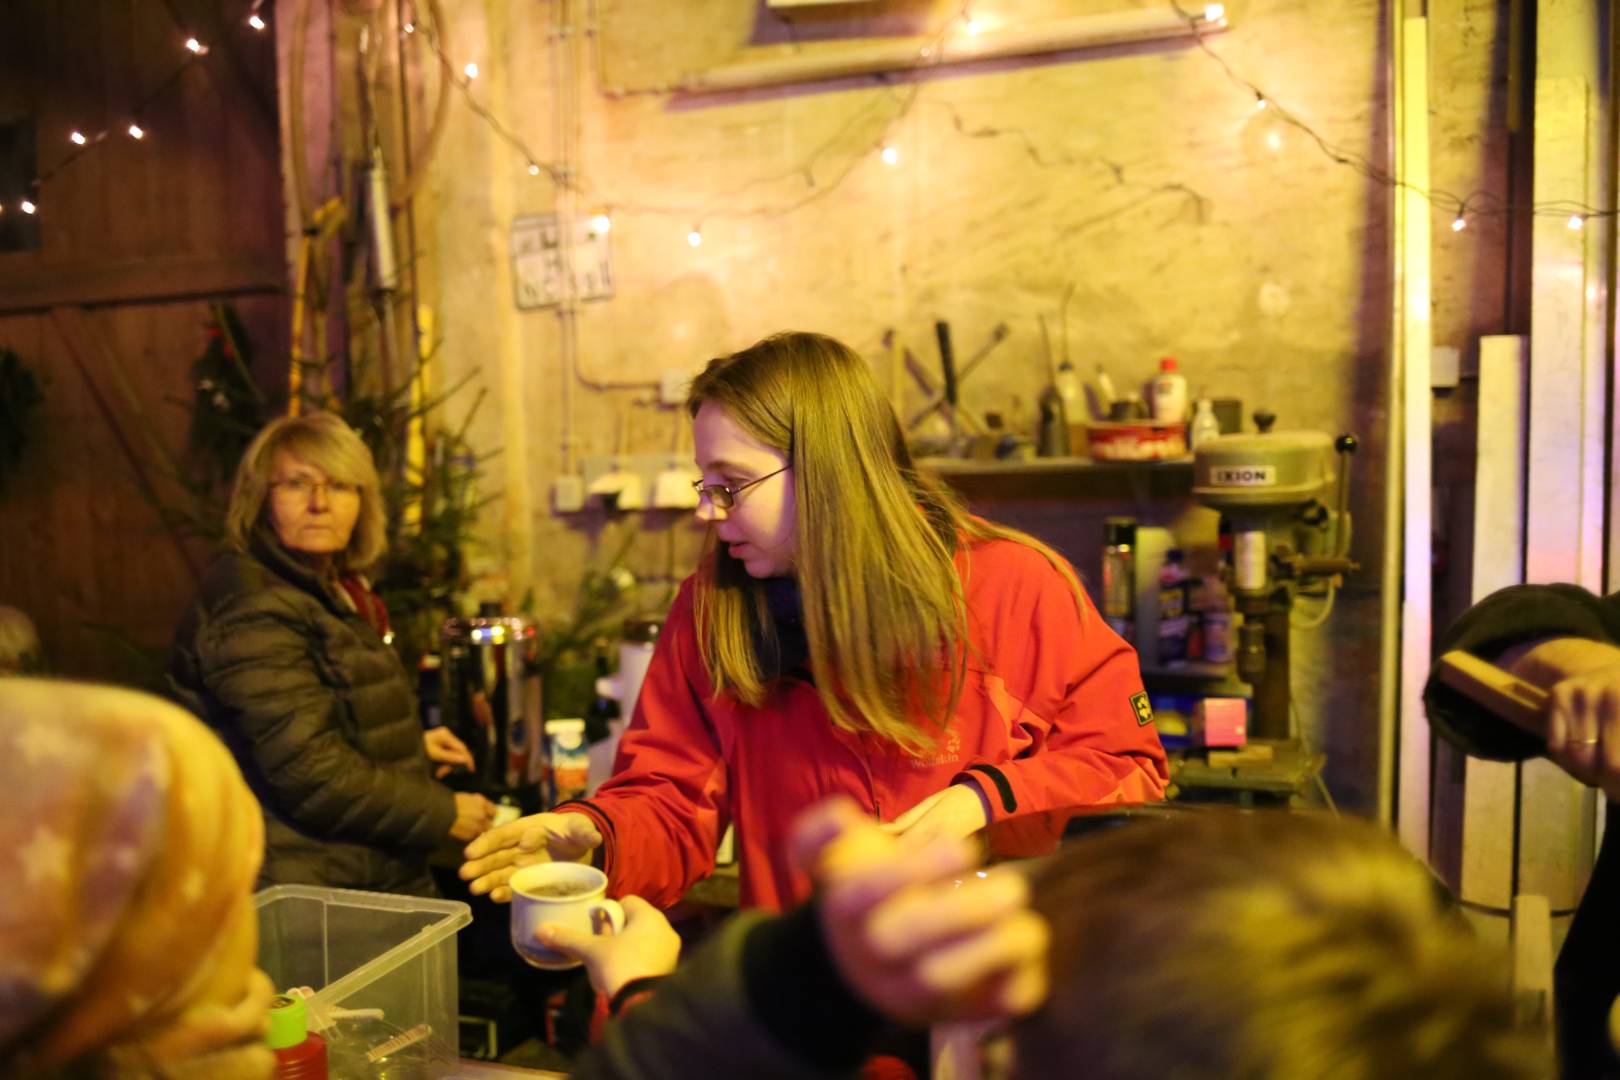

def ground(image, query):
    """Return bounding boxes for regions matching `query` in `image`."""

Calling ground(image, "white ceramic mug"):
[509,862,625,970]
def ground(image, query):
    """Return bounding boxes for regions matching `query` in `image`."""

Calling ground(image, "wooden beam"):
[0,254,286,314]
[1394,15,1433,861]
[1457,335,1528,931]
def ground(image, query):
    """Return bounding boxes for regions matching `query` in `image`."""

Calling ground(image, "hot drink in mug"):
[509,863,625,970]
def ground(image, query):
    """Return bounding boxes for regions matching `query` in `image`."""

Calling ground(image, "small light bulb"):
[964,16,981,35]
[463,61,479,80]
[70,131,87,145]
[880,145,899,165]
[185,37,208,55]
[1451,214,1466,232]
[127,123,145,139]
[1569,214,1585,231]
[687,229,702,248]
[591,214,612,234]
[21,200,36,215]
[1204,3,1226,21]
[1255,95,1268,110]
[403,21,415,33]
[527,162,541,176]
[248,13,266,30]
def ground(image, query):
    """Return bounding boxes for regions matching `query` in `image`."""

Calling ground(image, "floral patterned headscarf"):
[0,679,272,1078]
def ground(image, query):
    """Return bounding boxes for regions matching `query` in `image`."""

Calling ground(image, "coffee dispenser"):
[440,604,541,793]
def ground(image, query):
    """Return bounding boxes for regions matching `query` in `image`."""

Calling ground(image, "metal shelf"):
[918,455,1194,477]
[918,455,1196,503]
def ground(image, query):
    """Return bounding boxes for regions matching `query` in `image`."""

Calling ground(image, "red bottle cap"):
[1160,356,1178,371]
[273,1032,328,1080]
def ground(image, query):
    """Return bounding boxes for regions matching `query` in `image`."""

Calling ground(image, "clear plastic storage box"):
[256,884,472,1079]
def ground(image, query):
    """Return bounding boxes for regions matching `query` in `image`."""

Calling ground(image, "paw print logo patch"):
[1130,692,1154,727]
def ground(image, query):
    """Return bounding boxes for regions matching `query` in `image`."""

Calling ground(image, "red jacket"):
[558,536,1168,912]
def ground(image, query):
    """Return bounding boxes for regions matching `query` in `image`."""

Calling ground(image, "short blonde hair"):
[224,412,387,571]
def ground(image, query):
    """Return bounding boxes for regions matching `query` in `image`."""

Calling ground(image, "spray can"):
[1101,517,1137,642]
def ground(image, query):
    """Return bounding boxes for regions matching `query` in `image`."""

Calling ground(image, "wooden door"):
[0,0,288,685]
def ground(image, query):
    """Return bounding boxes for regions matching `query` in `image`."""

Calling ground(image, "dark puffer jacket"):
[169,532,456,895]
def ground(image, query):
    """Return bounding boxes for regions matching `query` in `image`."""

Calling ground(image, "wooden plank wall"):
[0,0,288,685]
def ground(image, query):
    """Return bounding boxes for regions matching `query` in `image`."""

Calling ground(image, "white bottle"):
[1151,356,1188,423]
[1052,360,1085,427]
[1189,396,1221,449]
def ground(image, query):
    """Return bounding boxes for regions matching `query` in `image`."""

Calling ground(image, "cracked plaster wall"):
[420,0,1515,816]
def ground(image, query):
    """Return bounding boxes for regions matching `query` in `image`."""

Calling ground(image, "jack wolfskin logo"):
[1130,692,1154,726]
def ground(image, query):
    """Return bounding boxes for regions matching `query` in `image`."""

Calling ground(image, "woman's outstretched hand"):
[459,812,604,902]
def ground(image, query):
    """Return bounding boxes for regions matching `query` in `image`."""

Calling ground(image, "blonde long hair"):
[686,331,1085,753]
[223,412,387,571]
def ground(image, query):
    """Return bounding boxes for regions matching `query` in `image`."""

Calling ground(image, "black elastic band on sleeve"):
[551,798,614,869]
[964,763,1017,813]
[553,798,617,844]
[740,901,886,1070]
[608,975,667,1016]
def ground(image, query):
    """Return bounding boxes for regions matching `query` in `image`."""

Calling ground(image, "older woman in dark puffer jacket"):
[169,411,494,896]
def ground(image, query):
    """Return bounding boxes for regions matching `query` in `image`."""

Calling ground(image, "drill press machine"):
[1191,412,1359,743]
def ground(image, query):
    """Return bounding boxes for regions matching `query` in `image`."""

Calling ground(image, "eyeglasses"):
[270,477,361,500]
[692,465,789,510]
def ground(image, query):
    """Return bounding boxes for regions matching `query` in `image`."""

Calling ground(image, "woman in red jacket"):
[462,331,1168,912]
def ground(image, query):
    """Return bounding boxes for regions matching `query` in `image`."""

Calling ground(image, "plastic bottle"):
[1157,548,1191,665]
[1052,360,1087,451]
[1101,517,1136,641]
[1151,357,1189,423]
[542,718,589,807]
[1037,386,1069,456]
[268,994,328,1080]
[1189,396,1221,450]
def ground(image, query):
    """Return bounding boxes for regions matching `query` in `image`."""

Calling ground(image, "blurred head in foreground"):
[0,679,272,1079]
[1014,809,1546,1080]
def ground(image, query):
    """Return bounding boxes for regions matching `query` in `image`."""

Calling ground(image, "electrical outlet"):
[552,475,585,513]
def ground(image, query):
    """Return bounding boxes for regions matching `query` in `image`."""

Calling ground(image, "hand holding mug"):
[509,863,626,971]
[536,895,682,999]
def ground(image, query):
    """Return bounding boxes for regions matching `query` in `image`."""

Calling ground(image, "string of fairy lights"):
[1170,3,1610,231]
[1,0,270,218]
[8,0,1616,238]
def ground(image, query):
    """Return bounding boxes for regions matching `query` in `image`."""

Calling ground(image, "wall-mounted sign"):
[510,213,614,310]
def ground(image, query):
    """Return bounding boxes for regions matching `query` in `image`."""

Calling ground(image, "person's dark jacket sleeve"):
[194,597,455,850]
[574,902,887,1079]
[1424,583,1620,1080]
[1423,583,1620,761]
